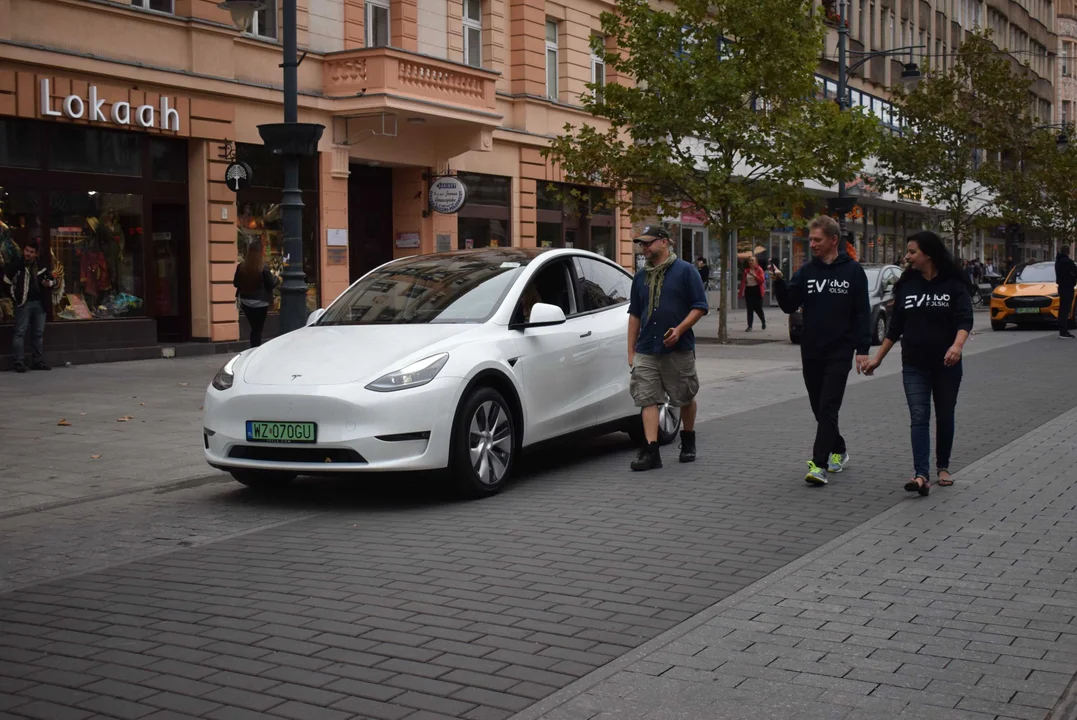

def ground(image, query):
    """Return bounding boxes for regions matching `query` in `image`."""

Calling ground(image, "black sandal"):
[937,470,954,487]
[904,476,930,496]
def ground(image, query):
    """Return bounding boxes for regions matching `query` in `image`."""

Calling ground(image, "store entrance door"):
[151,203,190,343]
[348,164,394,282]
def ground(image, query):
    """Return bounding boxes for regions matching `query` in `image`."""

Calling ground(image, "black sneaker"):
[31,362,51,371]
[13,363,27,373]
[1060,332,1075,339]
[631,442,662,471]
[679,431,697,463]
[762,320,767,330]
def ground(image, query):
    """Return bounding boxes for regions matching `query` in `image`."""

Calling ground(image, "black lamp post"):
[830,0,923,239]
[219,0,324,334]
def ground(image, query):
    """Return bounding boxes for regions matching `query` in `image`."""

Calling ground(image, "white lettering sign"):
[39,78,181,132]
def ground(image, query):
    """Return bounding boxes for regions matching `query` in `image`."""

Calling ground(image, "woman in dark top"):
[233,240,279,348]
[862,231,974,495]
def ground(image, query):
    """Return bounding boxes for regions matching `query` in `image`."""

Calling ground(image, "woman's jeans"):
[902,361,962,479]
[241,304,269,348]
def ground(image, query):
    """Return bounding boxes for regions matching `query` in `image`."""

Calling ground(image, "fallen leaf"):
[140,403,145,406]
[57,419,71,426]
[179,382,190,387]
[79,412,87,416]
[91,455,101,460]
[117,415,134,422]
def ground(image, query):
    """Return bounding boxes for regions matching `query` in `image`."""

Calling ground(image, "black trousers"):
[1059,286,1074,335]
[242,305,269,348]
[745,285,765,328]
[802,357,851,467]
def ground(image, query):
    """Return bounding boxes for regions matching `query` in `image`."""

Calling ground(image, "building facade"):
[0,0,629,367]
[1058,0,1077,125]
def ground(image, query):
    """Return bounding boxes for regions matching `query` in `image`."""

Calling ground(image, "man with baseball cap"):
[627,225,709,471]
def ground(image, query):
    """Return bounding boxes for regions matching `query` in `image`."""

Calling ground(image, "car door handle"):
[580,331,592,338]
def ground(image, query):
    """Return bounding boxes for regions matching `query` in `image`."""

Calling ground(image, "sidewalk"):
[520,406,1077,720]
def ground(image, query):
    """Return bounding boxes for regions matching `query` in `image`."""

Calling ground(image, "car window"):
[1011,264,1055,284]
[572,257,632,313]
[515,260,575,323]
[881,267,899,289]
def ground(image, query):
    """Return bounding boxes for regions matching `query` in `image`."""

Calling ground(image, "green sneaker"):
[805,461,828,486]
[827,452,849,473]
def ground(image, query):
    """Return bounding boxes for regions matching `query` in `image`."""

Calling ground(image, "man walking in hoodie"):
[771,216,871,485]
[1055,246,1077,339]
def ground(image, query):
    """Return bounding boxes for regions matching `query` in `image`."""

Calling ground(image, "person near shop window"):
[234,241,279,348]
[739,255,767,331]
[5,243,55,373]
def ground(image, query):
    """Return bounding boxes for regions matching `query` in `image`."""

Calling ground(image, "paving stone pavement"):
[520,406,1077,720]
[0,336,1074,720]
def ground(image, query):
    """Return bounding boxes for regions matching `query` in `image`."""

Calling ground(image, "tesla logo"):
[808,279,850,295]
[905,293,951,308]
[291,374,302,381]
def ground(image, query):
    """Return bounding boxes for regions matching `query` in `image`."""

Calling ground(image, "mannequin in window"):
[101,208,124,294]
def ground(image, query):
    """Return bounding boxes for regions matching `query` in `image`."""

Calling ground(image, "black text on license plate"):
[1016,307,1040,314]
[246,421,317,443]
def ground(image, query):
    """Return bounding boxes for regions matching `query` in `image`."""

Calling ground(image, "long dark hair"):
[896,231,976,293]
[237,240,265,295]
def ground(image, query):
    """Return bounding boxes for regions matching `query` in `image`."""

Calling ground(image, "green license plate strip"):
[246,421,317,443]
[1016,307,1040,314]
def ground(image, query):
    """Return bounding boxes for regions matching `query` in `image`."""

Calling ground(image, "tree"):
[875,31,1036,254]
[1018,127,1077,251]
[542,0,878,343]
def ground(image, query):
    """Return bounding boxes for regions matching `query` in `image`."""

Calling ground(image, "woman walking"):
[862,231,973,495]
[739,255,766,331]
[233,240,279,348]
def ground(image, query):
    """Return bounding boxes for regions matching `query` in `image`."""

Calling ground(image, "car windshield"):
[1010,264,1055,284]
[318,251,530,325]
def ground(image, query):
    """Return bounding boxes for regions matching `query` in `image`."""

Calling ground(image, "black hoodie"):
[885,271,973,367]
[1056,253,1077,291]
[774,254,871,360]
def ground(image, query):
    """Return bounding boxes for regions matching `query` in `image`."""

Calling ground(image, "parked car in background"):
[990,262,1076,331]
[789,263,902,346]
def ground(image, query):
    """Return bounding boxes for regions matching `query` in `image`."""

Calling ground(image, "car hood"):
[241,324,474,386]
[996,283,1056,296]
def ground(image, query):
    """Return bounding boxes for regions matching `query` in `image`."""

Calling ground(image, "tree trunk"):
[716,215,731,344]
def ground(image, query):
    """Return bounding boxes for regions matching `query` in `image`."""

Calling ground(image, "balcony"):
[323,47,499,119]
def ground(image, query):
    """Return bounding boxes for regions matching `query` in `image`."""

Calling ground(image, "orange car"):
[990,261,1076,331]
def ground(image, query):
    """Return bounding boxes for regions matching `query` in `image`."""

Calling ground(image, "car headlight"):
[992,291,1006,299]
[1049,293,1059,298]
[366,353,449,392]
[212,354,240,391]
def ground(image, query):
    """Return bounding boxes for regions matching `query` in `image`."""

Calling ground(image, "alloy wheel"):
[659,402,681,439]
[468,400,513,485]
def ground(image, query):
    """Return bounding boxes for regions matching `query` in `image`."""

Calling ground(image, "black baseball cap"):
[634,225,670,242]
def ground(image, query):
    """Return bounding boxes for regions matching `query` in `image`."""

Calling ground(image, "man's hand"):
[943,344,962,367]
[860,356,880,376]
[769,263,783,280]
[663,326,682,348]
[855,354,871,375]
[628,351,635,368]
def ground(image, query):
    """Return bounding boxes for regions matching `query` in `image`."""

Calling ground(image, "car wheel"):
[991,320,1006,331]
[230,470,296,488]
[657,402,682,446]
[789,332,801,345]
[452,387,516,498]
[872,313,887,346]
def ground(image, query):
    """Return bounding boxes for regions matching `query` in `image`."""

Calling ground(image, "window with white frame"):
[546,19,559,100]
[249,1,277,39]
[1064,41,1073,77]
[463,0,482,68]
[131,0,173,12]
[367,0,390,48]
[591,37,606,102]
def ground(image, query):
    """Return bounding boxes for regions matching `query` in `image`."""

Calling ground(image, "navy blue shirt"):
[629,258,709,354]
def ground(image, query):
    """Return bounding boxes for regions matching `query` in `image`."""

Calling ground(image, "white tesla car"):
[203,248,681,496]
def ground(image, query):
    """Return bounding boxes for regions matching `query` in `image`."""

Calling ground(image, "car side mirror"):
[520,302,566,328]
[306,308,326,326]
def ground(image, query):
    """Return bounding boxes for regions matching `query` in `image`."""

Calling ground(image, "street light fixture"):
[219,0,324,335]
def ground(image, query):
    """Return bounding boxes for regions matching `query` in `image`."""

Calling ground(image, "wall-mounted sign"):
[436,233,451,253]
[395,232,421,249]
[224,162,253,192]
[327,228,348,246]
[429,176,467,214]
[40,79,181,132]
[327,247,347,266]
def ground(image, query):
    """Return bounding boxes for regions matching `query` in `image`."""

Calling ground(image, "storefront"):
[535,181,617,259]
[458,172,511,250]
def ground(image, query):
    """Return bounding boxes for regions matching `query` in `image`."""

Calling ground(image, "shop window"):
[48,191,145,321]
[367,0,390,47]
[236,143,317,191]
[236,201,320,313]
[537,221,562,248]
[250,1,278,39]
[0,119,42,169]
[150,138,188,183]
[0,188,44,324]
[590,187,614,215]
[131,0,173,12]
[458,217,509,250]
[537,183,561,211]
[49,125,141,177]
[589,226,614,259]
[463,0,482,68]
[546,19,559,100]
[572,257,630,312]
[458,172,510,206]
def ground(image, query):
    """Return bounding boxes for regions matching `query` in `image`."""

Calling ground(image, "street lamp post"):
[219,0,324,335]
[831,0,923,242]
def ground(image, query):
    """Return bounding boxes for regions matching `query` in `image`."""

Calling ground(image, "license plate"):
[246,421,317,443]
[1016,307,1040,314]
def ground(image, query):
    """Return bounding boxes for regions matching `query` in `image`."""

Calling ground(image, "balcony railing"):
[323,47,498,113]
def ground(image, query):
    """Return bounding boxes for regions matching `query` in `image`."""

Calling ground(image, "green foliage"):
[543,0,878,341]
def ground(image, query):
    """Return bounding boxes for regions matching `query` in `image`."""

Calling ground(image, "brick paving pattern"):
[0,337,1074,720]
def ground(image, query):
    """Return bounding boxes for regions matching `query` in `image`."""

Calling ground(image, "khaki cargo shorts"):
[629,351,699,408]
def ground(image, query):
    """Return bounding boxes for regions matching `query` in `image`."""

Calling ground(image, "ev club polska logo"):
[905,293,952,309]
[807,279,852,295]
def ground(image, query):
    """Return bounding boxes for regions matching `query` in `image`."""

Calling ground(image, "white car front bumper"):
[202,377,460,474]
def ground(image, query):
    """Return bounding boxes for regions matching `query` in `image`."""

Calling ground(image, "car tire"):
[230,470,296,488]
[789,332,801,345]
[991,320,1006,331]
[872,313,887,346]
[451,386,516,498]
[624,401,682,447]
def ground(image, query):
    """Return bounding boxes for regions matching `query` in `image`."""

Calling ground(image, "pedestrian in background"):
[862,231,973,495]
[1055,246,1076,339]
[627,226,709,471]
[772,216,871,486]
[696,256,710,290]
[739,255,767,331]
[5,242,55,372]
[234,240,279,349]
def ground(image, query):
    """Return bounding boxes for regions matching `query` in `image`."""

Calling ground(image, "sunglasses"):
[634,237,665,248]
